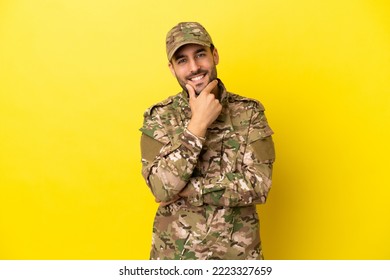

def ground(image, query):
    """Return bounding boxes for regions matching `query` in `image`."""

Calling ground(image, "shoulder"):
[139,93,181,141]
[142,93,180,118]
[227,92,265,111]
[226,92,273,139]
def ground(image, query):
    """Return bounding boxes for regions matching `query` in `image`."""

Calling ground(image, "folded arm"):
[141,128,204,203]
[180,135,274,207]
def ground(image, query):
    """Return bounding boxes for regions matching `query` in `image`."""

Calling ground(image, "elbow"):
[257,183,272,204]
[257,194,268,204]
[148,175,186,203]
[250,180,272,205]
[152,191,178,203]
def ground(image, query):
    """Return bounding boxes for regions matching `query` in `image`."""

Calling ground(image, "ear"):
[168,62,176,77]
[212,48,219,65]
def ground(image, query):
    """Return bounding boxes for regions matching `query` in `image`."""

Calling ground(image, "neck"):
[211,83,219,99]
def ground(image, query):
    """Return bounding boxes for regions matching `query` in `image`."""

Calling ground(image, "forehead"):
[173,44,210,59]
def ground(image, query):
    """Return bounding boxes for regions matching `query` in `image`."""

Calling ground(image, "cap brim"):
[168,40,211,61]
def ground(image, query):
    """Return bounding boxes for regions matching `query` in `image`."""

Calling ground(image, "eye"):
[196,52,206,58]
[176,58,186,65]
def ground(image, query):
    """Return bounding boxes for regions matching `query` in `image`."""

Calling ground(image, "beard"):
[176,66,218,95]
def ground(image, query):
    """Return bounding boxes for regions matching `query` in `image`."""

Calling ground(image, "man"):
[140,22,275,260]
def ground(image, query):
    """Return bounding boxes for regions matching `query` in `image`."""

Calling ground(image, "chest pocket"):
[196,128,243,177]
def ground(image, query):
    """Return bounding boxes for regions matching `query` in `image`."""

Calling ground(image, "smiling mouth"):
[188,74,205,82]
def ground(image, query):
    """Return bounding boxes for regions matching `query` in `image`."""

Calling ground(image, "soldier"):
[140,22,275,260]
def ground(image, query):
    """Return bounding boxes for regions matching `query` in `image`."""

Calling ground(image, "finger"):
[185,84,196,100]
[202,79,219,94]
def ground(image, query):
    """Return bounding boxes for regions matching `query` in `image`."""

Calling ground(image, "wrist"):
[187,121,207,138]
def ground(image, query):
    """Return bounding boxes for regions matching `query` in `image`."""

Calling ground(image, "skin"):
[169,44,219,96]
[157,43,223,206]
[169,43,222,138]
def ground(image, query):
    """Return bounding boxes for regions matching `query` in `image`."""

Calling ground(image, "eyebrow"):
[173,47,207,61]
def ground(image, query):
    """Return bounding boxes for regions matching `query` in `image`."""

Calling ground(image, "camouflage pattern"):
[140,80,275,260]
[150,200,261,260]
[166,22,213,61]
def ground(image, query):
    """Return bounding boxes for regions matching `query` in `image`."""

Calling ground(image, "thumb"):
[185,84,196,100]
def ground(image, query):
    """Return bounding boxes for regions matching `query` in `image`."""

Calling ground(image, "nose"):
[188,58,200,73]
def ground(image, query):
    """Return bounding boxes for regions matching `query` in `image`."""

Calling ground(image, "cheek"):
[175,69,188,80]
[205,60,216,70]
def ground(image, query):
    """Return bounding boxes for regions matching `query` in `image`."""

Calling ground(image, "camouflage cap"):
[166,22,214,61]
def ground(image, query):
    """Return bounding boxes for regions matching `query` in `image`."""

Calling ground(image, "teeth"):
[190,75,204,81]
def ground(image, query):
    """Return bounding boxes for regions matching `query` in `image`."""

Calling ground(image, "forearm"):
[182,162,273,207]
[142,129,204,202]
[181,131,275,207]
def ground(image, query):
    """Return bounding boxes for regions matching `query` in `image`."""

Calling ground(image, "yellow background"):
[1,0,389,259]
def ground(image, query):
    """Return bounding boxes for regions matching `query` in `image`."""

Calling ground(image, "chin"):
[194,83,207,93]
[194,87,205,95]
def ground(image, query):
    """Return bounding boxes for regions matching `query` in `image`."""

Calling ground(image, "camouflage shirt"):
[140,81,275,260]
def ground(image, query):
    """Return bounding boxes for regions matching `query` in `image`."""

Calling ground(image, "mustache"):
[186,70,207,80]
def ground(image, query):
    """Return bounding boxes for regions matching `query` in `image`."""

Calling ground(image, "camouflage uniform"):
[140,81,275,260]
